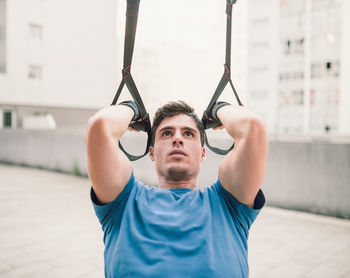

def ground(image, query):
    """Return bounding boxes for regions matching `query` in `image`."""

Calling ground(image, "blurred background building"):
[1,0,349,219]
[246,0,349,136]
[0,0,349,135]
[0,0,118,130]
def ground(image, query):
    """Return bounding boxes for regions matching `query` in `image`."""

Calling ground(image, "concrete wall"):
[0,104,97,130]
[264,140,350,218]
[0,129,349,219]
[0,129,86,175]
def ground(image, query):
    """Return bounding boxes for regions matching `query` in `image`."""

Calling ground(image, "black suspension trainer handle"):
[111,0,152,161]
[202,0,242,155]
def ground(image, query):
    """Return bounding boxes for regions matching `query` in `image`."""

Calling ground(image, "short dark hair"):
[151,101,205,146]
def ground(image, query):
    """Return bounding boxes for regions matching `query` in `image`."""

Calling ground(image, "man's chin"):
[167,168,190,182]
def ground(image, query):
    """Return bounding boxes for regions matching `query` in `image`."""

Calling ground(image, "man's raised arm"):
[84,105,134,205]
[216,105,268,208]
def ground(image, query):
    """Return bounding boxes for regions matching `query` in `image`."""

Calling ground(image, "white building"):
[1,0,348,136]
[246,0,350,136]
[0,0,119,129]
[0,0,248,129]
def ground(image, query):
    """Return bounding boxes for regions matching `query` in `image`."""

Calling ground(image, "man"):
[85,100,268,277]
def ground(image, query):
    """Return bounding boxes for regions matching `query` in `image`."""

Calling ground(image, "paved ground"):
[0,164,349,278]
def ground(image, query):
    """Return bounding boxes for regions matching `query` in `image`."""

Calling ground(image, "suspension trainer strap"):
[111,0,152,161]
[202,0,242,155]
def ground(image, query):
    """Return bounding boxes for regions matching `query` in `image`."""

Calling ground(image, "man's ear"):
[149,146,155,161]
[200,147,206,162]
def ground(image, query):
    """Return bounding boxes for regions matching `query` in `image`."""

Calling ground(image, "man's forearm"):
[85,105,134,140]
[217,105,266,139]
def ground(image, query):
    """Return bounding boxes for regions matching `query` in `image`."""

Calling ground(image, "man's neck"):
[158,176,197,190]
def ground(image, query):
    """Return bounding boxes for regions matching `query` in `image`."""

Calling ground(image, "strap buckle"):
[111,0,152,161]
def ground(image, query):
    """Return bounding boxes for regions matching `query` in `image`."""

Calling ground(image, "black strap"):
[111,0,151,161]
[202,0,242,155]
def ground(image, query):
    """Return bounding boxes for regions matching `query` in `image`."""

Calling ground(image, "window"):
[279,89,304,106]
[295,38,304,54]
[29,23,42,40]
[311,60,340,78]
[3,111,12,128]
[285,40,291,55]
[293,89,304,105]
[279,72,304,81]
[282,37,304,55]
[28,65,42,79]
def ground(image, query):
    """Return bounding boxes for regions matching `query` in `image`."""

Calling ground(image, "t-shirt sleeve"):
[213,180,265,232]
[90,172,135,234]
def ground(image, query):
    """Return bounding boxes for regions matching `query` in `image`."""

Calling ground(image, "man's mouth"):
[169,150,187,156]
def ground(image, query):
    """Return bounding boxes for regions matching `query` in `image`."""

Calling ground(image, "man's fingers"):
[127,126,140,132]
[213,124,224,130]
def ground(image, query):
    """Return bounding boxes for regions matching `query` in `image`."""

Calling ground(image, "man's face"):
[149,114,206,183]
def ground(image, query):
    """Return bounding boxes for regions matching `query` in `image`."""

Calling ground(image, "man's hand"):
[212,124,224,131]
[211,101,231,122]
[119,100,140,122]
[202,101,232,130]
[210,101,232,129]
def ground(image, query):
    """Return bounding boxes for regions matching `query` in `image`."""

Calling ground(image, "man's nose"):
[172,130,183,146]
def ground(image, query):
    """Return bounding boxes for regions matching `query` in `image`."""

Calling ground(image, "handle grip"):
[201,111,222,130]
[130,113,151,132]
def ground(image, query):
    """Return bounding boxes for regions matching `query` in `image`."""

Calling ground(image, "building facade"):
[246,0,349,136]
[0,0,119,128]
[0,0,349,135]
[0,0,249,129]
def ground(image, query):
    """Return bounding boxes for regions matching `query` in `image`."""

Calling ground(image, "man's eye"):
[184,131,193,137]
[162,131,172,137]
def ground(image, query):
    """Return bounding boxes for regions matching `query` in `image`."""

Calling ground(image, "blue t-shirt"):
[91,173,265,278]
